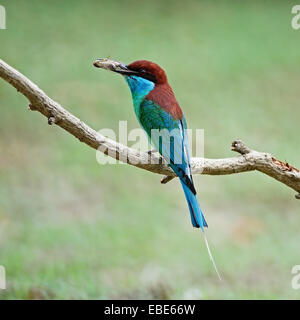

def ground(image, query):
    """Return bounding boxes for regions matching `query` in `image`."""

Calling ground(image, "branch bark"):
[0,58,299,199]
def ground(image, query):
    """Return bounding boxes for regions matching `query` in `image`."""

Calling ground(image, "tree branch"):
[0,58,299,199]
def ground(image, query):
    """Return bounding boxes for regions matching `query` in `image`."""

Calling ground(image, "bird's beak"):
[93,58,138,76]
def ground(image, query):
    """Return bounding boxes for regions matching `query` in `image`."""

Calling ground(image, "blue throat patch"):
[124,76,155,116]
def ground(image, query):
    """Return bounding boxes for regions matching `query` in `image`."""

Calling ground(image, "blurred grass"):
[0,0,300,299]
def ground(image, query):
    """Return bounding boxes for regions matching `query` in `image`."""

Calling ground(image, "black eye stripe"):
[139,70,156,82]
[126,67,157,83]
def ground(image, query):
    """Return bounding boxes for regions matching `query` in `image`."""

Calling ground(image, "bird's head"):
[93,58,167,85]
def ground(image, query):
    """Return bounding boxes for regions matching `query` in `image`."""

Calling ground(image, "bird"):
[94,58,221,279]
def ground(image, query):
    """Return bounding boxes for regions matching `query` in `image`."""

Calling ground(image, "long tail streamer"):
[202,232,222,281]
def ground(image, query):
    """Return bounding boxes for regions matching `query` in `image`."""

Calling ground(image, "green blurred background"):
[0,0,299,299]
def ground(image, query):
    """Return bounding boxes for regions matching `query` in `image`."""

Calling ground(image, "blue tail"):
[180,180,208,230]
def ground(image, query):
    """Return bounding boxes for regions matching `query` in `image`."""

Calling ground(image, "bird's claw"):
[147,149,158,155]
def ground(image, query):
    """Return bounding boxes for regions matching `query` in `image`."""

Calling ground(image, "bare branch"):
[0,58,299,199]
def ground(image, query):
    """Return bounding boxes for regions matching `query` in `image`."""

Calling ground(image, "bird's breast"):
[146,83,183,120]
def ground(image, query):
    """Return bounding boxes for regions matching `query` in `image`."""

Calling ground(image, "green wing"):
[139,99,195,191]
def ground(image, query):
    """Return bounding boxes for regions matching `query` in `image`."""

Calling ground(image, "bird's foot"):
[147,149,158,155]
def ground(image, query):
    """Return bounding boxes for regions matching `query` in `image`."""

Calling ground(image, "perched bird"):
[94,58,221,279]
